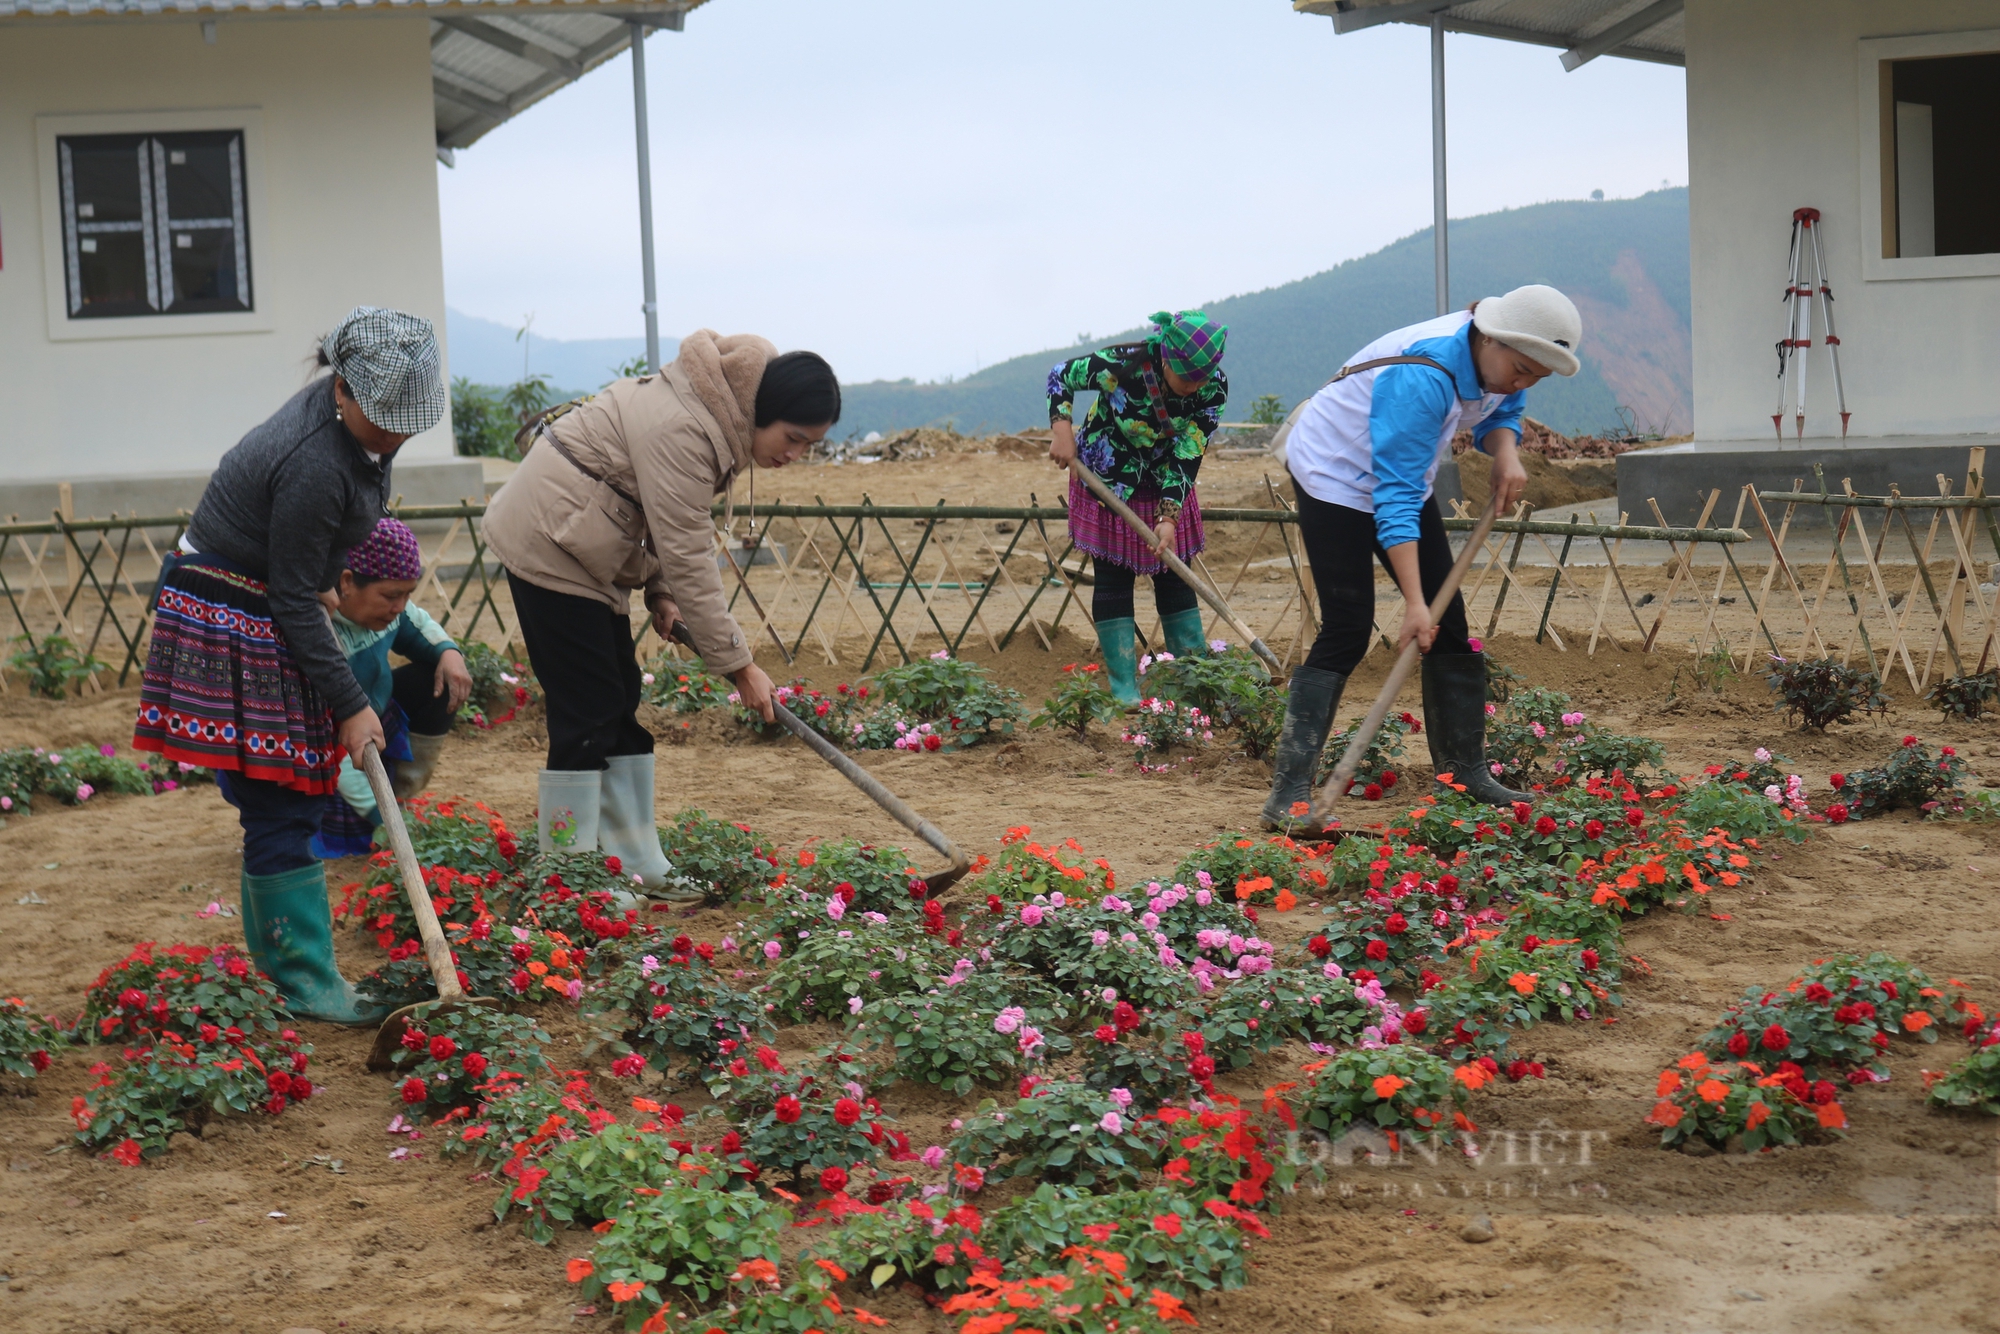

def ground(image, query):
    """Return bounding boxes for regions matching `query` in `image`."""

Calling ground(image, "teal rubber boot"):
[240,864,388,1026]
[1160,607,1208,659]
[1094,617,1141,705]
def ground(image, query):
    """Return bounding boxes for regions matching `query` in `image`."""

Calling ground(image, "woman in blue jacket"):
[1261,285,1582,826]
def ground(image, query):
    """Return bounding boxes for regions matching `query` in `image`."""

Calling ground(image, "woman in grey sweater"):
[133,306,445,1025]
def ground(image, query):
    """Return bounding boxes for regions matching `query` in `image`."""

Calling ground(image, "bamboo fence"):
[6,446,1999,697]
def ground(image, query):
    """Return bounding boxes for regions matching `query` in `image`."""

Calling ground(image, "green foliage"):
[1248,393,1288,426]
[642,653,734,714]
[444,1069,608,1167]
[734,678,860,743]
[1670,779,1809,844]
[703,1044,892,1181]
[981,1184,1252,1295]
[1647,1054,1835,1151]
[574,1182,787,1318]
[1317,712,1417,795]
[585,952,770,1080]
[455,642,536,727]
[791,837,924,914]
[1118,697,1214,763]
[952,1081,1160,1191]
[76,1027,316,1158]
[1235,689,1286,761]
[1137,646,1269,727]
[1928,669,2000,721]
[760,912,952,1024]
[1833,738,1970,820]
[1927,1035,2000,1115]
[867,653,1022,747]
[853,969,1071,1095]
[1483,688,1664,785]
[8,634,103,698]
[0,998,66,1081]
[1195,964,1373,1067]
[82,940,289,1043]
[508,1125,741,1246]
[659,810,781,906]
[384,1002,552,1118]
[1292,1047,1470,1143]
[450,377,520,459]
[1765,655,1887,730]
[1031,662,1123,738]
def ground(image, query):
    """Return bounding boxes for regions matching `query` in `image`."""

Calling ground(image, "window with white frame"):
[57,130,253,319]
[1883,53,2000,259]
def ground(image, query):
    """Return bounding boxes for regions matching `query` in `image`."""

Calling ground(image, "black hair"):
[754,350,841,429]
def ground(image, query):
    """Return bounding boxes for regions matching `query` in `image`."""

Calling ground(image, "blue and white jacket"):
[1284,310,1525,547]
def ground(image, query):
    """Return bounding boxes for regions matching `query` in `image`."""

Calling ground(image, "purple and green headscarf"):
[1146,310,1227,382]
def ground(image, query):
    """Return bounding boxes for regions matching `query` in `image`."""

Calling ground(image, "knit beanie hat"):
[1470,285,1583,377]
[344,517,424,582]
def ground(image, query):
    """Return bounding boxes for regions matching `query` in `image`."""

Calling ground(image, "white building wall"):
[0,14,455,485]
[1685,0,2000,441]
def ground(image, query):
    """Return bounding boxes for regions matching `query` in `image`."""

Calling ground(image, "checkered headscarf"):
[1147,310,1227,382]
[344,517,424,582]
[322,306,446,436]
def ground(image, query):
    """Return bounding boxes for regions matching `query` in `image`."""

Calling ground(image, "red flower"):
[1381,771,1399,789]
[1580,948,1599,971]
[1624,808,1644,828]
[1403,1008,1428,1034]
[1364,939,1389,962]
[428,1035,457,1062]
[1095,1025,1118,1044]
[1535,815,1558,836]
[1826,804,1849,824]
[1726,1030,1750,1057]
[1760,1023,1790,1051]
[773,1094,802,1124]
[987,895,1003,915]
[1152,1213,1184,1237]
[400,1077,426,1104]
[1511,802,1533,824]
[1506,1060,1531,1082]
[604,856,623,876]
[1384,913,1408,936]
[1437,873,1459,895]
[1113,1001,1140,1032]
[199,1023,220,1043]
[1805,983,1832,1004]
[819,1165,849,1193]
[29,1050,50,1073]
[1363,783,1383,801]
[1902,735,1918,747]
[833,1097,862,1127]
[1828,772,1846,789]
[1306,935,1332,958]
[721,1129,743,1154]
[110,1139,142,1167]
[1521,934,1541,953]
[462,1052,488,1078]
[1583,819,1605,840]
[265,1094,288,1116]
[755,1046,785,1072]
[224,957,250,979]
[611,1054,646,1078]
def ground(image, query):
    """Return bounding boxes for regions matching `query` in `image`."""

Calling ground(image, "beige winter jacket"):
[482,330,772,677]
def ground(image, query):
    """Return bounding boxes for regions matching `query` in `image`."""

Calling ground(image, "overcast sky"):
[436,0,1688,385]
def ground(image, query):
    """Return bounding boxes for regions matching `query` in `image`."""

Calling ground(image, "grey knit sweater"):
[185,375,395,722]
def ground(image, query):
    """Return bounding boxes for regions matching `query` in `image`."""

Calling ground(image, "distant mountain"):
[840,188,1691,441]
[445,308,676,396]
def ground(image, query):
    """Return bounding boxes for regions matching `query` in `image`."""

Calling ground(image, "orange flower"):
[1644,1099,1683,1127]
[1452,1063,1491,1091]
[813,1259,848,1282]
[1903,1011,1933,1032]
[1148,1289,1198,1325]
[1815,1102,1848,1130]
[1655,1070,1680,1097]
[1744,1101,1770,1130]
[1274,889,1298,913]
[1371,1074,1406,1099]
[565,1258,594,1283]
[1453,1111,1478,1132]
[1235,875,1273,901]
[851,1309,890,1327]
[732,1258,780,1284]
[607,1281,646,1302]
[549,948,571,969]
[1695,1079,1730,1104]
[526,961,549,977]
[1507,972,1538,997]
[961,1316,1017,1334]
[1676,1052,1710,1071]
[638,1313,670,1334]
[797,849,817,867]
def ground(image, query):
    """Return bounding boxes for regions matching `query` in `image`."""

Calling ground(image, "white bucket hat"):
[1471,285,1582,378]
[322,306,447,435]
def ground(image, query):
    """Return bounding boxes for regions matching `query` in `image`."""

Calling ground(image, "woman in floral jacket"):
[1047,311,1228,703]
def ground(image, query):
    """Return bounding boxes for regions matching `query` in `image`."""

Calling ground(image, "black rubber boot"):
[1259,666,1346,831]
[1421,652,1533,807]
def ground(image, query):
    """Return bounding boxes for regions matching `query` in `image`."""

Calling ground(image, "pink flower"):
[763,940,782,960]
[993,1006,1025,1035]
[75,784,95,802]
[1098,1112,1124,1134]
[826,895,846,921]
[1108,1087,1133,1108]
[99,744,117,757]
[920,1145,946,1169]
[1019,904,1044,926]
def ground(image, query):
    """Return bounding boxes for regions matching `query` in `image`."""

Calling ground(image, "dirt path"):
[0,633,1996,1333]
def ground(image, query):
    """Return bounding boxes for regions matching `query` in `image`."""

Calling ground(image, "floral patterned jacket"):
[1046,346,1228,516]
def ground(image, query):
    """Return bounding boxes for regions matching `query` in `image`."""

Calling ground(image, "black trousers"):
[390,660,457,737]
[506,571,655,771]
[1091,561,1198,623]
[1295,483,1472,676]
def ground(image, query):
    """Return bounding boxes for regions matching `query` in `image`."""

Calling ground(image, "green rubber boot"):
[1160,607,1209,659]
[240,864,387,1026]
[1094,616,1142,705]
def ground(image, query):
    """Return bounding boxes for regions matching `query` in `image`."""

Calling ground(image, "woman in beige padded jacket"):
[482,331,838,896]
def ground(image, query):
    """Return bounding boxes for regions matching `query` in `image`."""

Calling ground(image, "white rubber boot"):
[600,754,693,903]
[536,770,601,854]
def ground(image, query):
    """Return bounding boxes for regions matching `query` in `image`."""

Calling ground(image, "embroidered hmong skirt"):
[1067,474,1206,576]
[132,554,341,794]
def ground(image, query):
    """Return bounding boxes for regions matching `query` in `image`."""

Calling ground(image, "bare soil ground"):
[2,570,1998,1329]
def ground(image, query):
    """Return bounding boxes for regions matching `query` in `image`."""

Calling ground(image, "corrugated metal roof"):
[0,0,712,151]
[1296,0,1684,69]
